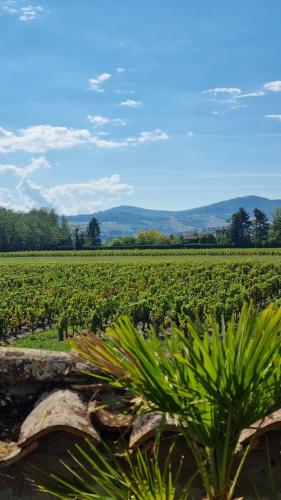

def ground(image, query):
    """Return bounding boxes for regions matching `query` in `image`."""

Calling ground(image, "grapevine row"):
[1,247,281,257]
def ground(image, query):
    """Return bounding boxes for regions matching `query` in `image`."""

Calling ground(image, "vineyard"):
[1,261,281,343]
[1,247,281,258]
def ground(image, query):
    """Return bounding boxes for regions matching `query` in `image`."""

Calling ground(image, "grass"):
[11,328,71,351]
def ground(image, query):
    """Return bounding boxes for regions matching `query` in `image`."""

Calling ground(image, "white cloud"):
[237,90,266,98]
[0,187,26,211]
[91,136,128,149]
[115,89,135,95]
[19,4,44,21]
[0,124,169,153]
[116,67,125,73]
[89,73,112,92]
[0,156,49,177]
[120,99,142,108]
[114,118,126,126]
[2,174,134,215]
[127,129,169,145]
[202,87,241,96]
[2,2,44,22]
[2,1,17,14]
[204,85,266,113]
[265,114,281,121]
[87,115,126,127]
[87,115,110,127]
[263,81,281,92]
[225,98,248,111]
[0,125,91,153]
[205,82,281,102]
[90,128,169,149]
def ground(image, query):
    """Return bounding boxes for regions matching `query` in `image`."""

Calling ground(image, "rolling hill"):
[67,196,281,241]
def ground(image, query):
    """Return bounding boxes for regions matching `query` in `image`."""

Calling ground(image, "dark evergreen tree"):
[251,208,269,245]
[87,217,101,247]
[73,226,84,250]
[229,207,252,246]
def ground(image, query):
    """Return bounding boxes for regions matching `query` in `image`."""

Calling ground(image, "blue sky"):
[0,0,281,214]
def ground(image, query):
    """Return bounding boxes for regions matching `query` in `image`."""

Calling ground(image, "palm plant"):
[70,303,281,499]
[32,440,195,499]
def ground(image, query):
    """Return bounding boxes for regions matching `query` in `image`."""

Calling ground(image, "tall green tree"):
[271,207,281,243]
[59,216,72,247]
[0,207,73,251]
[87,217,101,247]
[229,207,252,246]
[73,226,84,250]
[136,229,167,245]
[251,208,269,245]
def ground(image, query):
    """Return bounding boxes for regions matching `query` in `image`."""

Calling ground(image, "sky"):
[0,1,281,215]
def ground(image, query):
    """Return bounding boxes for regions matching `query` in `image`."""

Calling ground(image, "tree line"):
[1,205,281,251]
[228,207,281,246]
[107,207,281,247]
[0,208,101,251]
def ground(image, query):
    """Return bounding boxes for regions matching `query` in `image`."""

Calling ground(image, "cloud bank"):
[0,124,169,153]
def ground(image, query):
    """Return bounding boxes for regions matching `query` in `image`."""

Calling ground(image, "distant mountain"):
[67,196,281,241]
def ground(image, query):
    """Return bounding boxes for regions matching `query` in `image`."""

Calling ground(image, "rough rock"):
[0,348,99,385]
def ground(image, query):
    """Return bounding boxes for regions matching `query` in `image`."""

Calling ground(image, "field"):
[0,248,281,351]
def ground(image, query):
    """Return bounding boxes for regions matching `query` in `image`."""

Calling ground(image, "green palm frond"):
[70,302,281,498]
[32,440,196,500]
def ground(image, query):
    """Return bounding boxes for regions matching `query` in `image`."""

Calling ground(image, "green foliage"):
[251,208,269,245]
[87,217,101,247]
[0,207,72,251]
[73,226,85,250]
[229,207,252,246]
[199,232,217,244]
[60,216,73,247]
[71,303,281,499]
[33,441,194,499]
[3,247,281,257]
[107,236,137,247]
[136,229,168,246]
[271,207,281,243]
[2,261,281,341]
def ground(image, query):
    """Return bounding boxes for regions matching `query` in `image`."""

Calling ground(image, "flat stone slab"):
[18,389,100,447]
[0,348,99,385]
